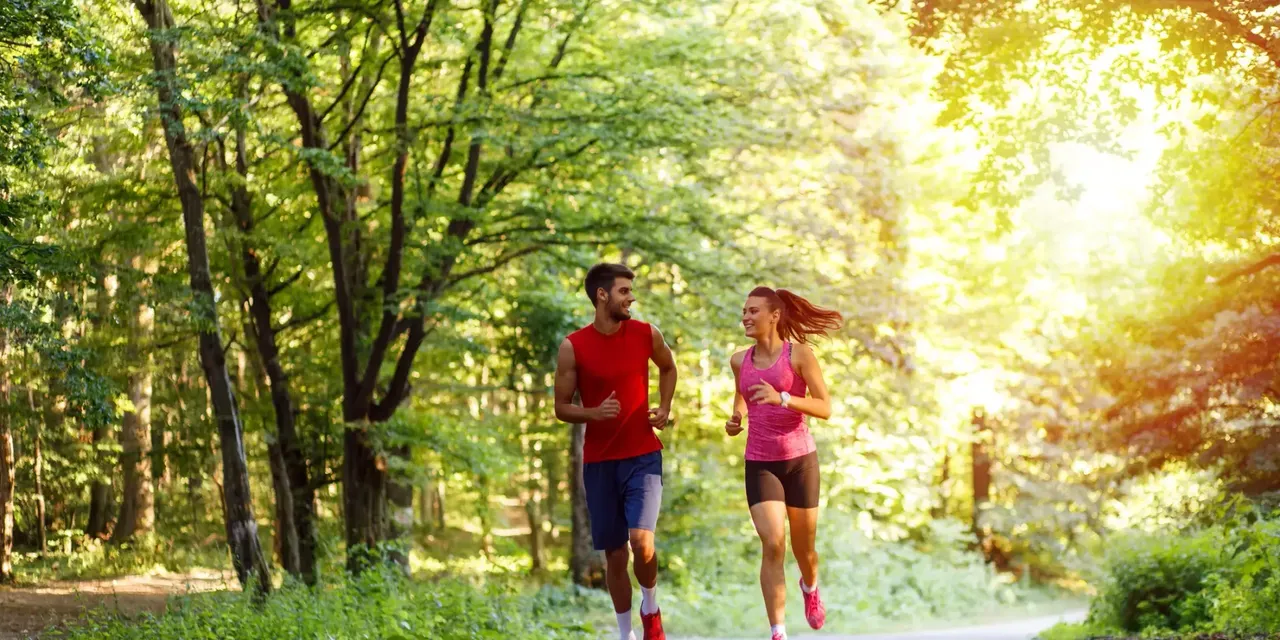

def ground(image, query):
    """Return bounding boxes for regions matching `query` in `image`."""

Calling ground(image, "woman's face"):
[742,296,778,339]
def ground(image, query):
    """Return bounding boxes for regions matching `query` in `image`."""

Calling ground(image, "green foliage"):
[1057,503,1280,639]
[1089,530,1222,633]
[12,537,230,584]
[62,570,594,640]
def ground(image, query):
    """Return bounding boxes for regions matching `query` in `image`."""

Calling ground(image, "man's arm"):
[648,325,677,430]
[554,338,596,424]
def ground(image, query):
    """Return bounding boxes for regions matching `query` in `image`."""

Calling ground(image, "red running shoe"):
[801,579,826,629]
[771,633,785,640]
[641,609,666,640]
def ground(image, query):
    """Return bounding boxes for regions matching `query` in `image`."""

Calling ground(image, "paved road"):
[675,609,1088,640]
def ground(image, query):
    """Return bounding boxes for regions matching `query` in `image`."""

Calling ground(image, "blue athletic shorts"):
[582,450,663,551]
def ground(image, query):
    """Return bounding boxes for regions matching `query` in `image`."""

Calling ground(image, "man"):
[554,262,677,640]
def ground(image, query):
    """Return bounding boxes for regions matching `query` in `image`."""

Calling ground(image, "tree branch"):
[357,0,442,408]
[275,300,335,334]
[447,244,543,285]
[490,0,531,85]
[1211,252,1280,285]
[325,52,396,152]
[457,0,500,209]
[268,268,306,297]
[1173,0,1280,70]
[317,23,375,125]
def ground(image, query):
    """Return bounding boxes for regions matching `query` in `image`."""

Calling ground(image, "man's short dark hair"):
[584,263,635,306]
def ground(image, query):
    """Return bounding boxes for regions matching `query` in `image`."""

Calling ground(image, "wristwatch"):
[780,391,792,408]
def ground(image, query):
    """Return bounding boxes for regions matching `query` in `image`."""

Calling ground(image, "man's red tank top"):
[567,319,663,463]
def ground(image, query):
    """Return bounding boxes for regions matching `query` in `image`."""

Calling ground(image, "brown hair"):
[748,286,843,344]
[584,263,635,306]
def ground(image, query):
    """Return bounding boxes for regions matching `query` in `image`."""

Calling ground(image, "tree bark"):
[114,266,154,541]
[525,492,546,572]
[29,384,45,555]
[971,408,993,558]
[267,442,300,577]
[132,0,271,594]
[1,284,14,582]
[569,421,604,587]
[227,108,317,584]
[542,440,560,538]
[433,480,445,530]
[85,266,114,540]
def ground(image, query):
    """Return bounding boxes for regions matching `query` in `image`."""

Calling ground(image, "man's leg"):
[622,452,665,638]
[605,543,633,613]
[585,459,635,639]
[629,528,657,591]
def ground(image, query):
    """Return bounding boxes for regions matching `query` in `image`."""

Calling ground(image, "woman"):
[725,286,841,640]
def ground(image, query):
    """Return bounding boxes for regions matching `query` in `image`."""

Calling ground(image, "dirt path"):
[674,610,1088,640]
[0,570,237,639]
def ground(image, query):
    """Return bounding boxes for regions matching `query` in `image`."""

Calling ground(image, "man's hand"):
[592,391,621,421]
[725,410,743,436]
[649,406,671,430]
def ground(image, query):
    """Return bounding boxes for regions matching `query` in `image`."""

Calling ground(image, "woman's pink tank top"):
[739,342,816,462]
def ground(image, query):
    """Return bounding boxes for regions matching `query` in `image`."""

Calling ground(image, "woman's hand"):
[748,382,782,406]
[725,411,744,436]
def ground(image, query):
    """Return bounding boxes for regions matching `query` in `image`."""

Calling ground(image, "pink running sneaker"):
[801,579,826,629]
[771,632,785,640]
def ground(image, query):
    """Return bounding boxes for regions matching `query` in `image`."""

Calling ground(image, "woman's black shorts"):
[745,451,820,509]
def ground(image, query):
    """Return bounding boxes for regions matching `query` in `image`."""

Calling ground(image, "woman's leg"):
[783,451,824,629]
[750,500,789,626]
[786,505,818,590]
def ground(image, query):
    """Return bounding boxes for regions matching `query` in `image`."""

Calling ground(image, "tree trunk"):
[86,269,114,539]
[114,270,154,541]
[29,385,45,555]
[569,421,604,587]
[343,429,386,570]
[971,408,992,557]
[416,482,429,532]
[525,493,546,572]
[268,443,300,577]
[1,284,14,582]
[542,434,560,539]
[433,480,445,530]
[932,449,950,520]
[227,110,316,585]
[132,0,270,594]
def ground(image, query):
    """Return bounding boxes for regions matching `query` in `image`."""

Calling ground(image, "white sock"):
[801,578,817,594]
[617,610,633,640]
[771,623,787,639]
[640,585,659,615]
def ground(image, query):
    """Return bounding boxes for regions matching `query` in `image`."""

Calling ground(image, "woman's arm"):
[746,343,832,420]
[726,350,748,436]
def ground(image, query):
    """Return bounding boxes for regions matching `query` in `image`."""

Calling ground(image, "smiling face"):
[597,277,635,321]
[742,295,779,339]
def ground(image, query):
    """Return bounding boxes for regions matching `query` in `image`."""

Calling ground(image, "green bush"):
[1206,516,1280,634]
[1087,529,1224,633]
[61,570,596,640]
[1051,503,1280,639]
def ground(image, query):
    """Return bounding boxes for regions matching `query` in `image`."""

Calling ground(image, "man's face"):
[598,277,636,321]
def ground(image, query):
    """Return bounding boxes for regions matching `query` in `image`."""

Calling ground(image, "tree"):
[246,0,793,569]
[112,258,155,541]
[131,0,272,593]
